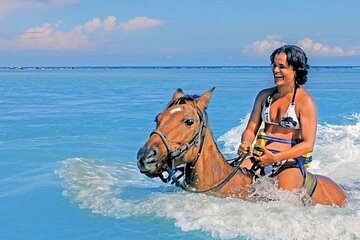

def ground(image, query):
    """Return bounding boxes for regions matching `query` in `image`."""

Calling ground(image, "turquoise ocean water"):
[0,66,360,239]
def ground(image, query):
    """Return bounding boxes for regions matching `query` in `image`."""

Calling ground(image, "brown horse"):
[137,88,347,206]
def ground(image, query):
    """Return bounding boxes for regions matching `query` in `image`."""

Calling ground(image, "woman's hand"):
[238,141,253,156]
[256,147,277,165]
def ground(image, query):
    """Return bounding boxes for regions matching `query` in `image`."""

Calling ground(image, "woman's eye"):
[184,119,194,126]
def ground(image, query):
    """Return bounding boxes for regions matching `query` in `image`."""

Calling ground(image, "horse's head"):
[137,88,214,181]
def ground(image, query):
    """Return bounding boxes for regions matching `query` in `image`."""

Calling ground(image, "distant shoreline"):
[1,65,360,70]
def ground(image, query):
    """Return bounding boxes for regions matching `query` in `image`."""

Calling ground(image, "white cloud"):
[82,16,117,33]
[297,37,360,56]
[242,36,285,55]
[119,16,163,32]
[103,16,117,32]
[0,16,118,51]
[0,15,164,51]
[84,18,102,32]
[0,22,91,51]
[14,22,91,50]
[243,36,360,57]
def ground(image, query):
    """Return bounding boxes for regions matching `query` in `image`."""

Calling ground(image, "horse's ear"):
[172,88,184,100]
[196,87,215,111]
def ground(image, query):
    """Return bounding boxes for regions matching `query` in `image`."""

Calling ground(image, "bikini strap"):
[265,87,277,107]
[291,85,299,104]
[268,86,297,105]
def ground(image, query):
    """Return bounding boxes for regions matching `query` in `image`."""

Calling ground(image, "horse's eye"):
[184,118,194,126]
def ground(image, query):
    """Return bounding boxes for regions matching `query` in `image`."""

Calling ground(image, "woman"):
[238,45,316,192]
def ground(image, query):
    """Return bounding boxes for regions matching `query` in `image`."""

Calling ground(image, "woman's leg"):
[276,168,304,191]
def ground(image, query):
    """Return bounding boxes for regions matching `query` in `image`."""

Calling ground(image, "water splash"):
[56,157,360,239]
[314,114,360,182]
[56,114,360,239]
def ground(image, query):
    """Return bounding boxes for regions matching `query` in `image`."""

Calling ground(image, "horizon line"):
[1,65,360,69]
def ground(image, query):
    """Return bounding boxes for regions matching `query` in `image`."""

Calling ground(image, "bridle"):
[150,96,252,193]
[150,96,208,184]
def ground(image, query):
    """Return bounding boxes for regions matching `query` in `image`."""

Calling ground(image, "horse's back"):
[311,174,347,206]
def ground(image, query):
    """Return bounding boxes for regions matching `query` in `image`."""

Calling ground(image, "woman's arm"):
[238,90,268,155]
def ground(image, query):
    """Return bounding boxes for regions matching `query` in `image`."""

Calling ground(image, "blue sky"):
[0,0,359,66]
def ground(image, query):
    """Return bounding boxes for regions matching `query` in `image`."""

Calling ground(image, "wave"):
[56,114,360,239]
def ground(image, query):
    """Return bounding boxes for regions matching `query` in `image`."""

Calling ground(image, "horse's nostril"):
[146,149,157,159]
[138,147,158,163]
[138,159,145,166]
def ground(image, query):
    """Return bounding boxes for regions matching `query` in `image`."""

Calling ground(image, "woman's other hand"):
[256,147,277,165]
[238,141,253,156]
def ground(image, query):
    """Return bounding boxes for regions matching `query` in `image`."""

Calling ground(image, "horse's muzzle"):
[137,146,162,177]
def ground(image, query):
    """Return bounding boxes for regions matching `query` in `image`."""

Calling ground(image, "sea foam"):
[56,114,360,239]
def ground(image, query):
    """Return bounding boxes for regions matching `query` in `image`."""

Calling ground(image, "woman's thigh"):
[276,168,304,191]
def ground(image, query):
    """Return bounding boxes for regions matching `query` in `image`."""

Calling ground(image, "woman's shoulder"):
[254,87,276,106]
[257,87,276,99]
[296,87,316,107]
[296,87,313,99]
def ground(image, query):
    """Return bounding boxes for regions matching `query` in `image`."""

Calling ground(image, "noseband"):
[150,96,208,183]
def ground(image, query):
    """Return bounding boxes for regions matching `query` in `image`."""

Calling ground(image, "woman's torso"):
[260,87,305,152]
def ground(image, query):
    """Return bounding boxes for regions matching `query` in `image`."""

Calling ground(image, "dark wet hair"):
[270,45,310,85]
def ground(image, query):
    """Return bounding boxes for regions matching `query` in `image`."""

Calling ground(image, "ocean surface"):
[0,66,360,240]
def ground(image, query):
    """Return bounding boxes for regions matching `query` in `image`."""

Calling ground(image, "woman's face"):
[272,52,296,87]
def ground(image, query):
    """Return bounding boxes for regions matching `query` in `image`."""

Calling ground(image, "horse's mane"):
[164,94,200,110]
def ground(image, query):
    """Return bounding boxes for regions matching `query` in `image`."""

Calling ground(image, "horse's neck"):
[187,127,233,188]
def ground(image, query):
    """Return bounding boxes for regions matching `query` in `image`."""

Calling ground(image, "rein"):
[152,96,254,193]
[173,152,252,193]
